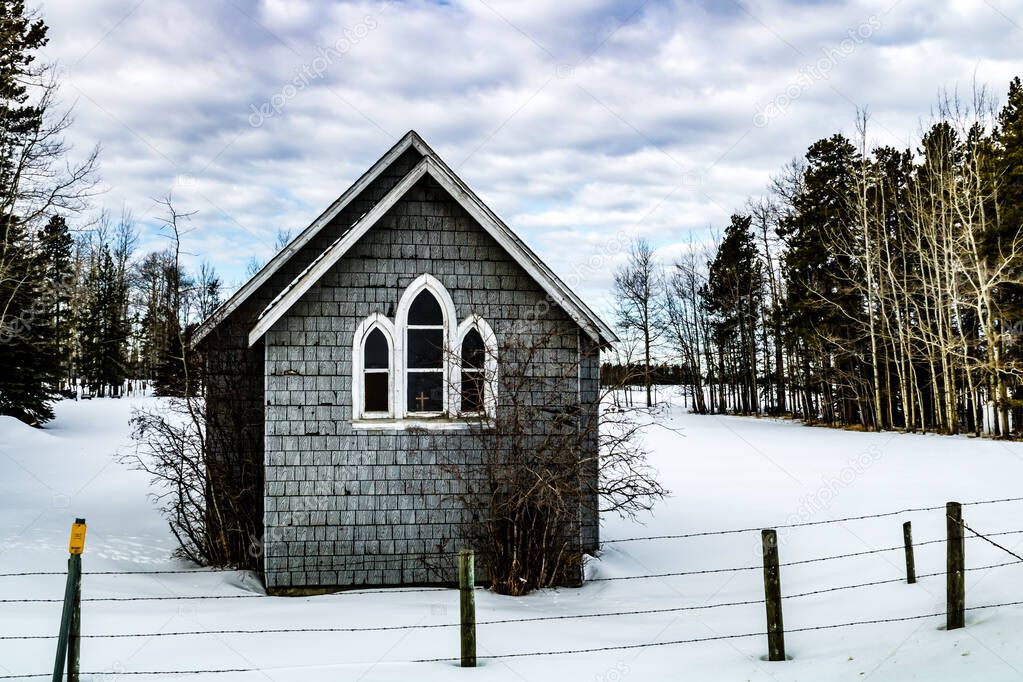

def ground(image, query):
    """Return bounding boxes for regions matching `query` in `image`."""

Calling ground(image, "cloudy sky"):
[39,0,1023,313]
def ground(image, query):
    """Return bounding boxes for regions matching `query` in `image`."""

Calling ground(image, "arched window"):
[460,328,485,413]
[356,275,486,425]
[457,316,497,417]
[405,289,446,414]
[353,314,395,420]
[363,329,390,413]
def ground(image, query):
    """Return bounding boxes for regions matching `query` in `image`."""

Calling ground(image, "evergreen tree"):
[38,214,74,389]
[778,134,863,424]
[702,214,763,413]
[868,145,916,429]
[80,245,129,395]
[995,77,1023,424]
[0,3,52,423]
[0,216,55,423]
[997,77,1023,251]
[0,3,95,423]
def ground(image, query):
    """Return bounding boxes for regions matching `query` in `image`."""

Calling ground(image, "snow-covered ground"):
[3,393,1023,680]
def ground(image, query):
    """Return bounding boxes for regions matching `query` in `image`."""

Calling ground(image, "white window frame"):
[395,274,457,418]
[456,315,498,418]
[352,313,396,420]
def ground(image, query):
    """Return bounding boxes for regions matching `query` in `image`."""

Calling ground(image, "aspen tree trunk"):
[857,146,885,431]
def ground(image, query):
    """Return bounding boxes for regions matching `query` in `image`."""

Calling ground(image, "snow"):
[3,392,1023,680]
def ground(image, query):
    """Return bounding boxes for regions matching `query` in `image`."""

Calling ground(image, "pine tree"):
[38,214,74,389]
[702,214,763,413]
[0,216,55,423]
[80,245,129,395]
[994,81,1023,340]
[997,77,1023,250]
[778,134,863,424]
[0,3,52,423]
[0,3,96,423]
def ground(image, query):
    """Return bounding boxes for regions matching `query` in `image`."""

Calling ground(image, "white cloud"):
[35,0,1023,310]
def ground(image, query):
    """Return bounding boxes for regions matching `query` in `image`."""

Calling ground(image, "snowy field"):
[3,393,1023,680]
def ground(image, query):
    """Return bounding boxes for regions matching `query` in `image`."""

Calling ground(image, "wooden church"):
[194,131,616,591]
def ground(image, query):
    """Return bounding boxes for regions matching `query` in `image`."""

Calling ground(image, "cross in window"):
[415,391,429,411]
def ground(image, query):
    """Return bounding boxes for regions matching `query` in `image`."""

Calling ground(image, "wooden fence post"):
[459,548,477,668]
[903,521,916,584]
[761,529,785,661]
[946,502,965,630]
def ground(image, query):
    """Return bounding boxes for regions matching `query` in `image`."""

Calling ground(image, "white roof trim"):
[426,151,616,344]
[248,155,618,347]
[193,131,431,345]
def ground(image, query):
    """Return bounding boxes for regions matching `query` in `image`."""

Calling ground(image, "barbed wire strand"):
[0,598,767,641]
[958,520,1023,563]
[604,496,1023,544]
[0,552,479,578]
[5,530,1022,600]
[590,529,1023,583]
[4,600,1022,676]
[0,585,472,604]
[9,562,1023,642]
[414,599,1023,662]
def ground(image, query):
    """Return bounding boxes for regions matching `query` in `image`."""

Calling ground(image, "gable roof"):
[195,131,618,347]
[193,131,430,345]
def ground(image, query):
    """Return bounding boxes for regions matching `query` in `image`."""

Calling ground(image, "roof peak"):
[193,132,617,346]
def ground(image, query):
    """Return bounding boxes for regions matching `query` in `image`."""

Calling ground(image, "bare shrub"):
[126,396,210,564]
[443,328,667,596]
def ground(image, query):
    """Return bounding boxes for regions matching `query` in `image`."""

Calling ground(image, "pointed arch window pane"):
[362,326,390,414]
[461,329,485,369]
[461,327,486,412]
[409,290,443,325]
[364,328,389,369]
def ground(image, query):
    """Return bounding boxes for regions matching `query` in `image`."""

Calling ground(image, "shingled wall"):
[260,174,600,590]
[200,147,425,570]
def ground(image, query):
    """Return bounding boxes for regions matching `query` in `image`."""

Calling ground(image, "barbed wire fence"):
[2,495,1023,678]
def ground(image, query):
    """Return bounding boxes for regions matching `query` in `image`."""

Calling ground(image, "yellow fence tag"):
[68,518,86,555]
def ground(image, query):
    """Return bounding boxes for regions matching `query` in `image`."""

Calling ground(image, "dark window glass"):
[409,290,443,325]
[407,372,443,412]
[364,329,389,369]
[461,372,483,412]
[408,329,443,368]
[364,372,388,412]
[461,329,485,369]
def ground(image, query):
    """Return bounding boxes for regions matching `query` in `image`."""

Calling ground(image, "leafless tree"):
[0,71,99,327]
[126,198,254,567]
[613,239,664,407]
[663,239,710,413]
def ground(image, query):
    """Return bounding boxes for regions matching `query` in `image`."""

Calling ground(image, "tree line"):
[613,76,1023,437]
[0,2,220,425]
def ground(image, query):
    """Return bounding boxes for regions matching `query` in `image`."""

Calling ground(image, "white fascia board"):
[249,155,619,347]
[247,157,431,346]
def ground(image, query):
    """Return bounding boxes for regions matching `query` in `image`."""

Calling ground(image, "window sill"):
[351,418,488,431]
